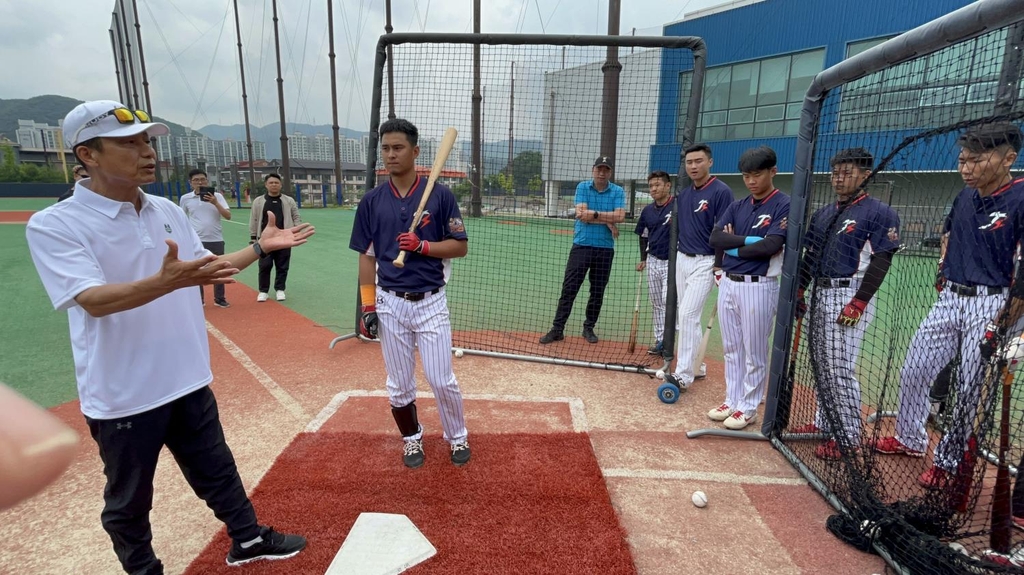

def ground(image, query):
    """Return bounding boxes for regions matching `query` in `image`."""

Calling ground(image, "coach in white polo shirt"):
[25,100,314,574]
[180,168,232,307]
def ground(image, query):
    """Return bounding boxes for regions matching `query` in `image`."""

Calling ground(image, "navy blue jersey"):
[943,177,1024,287]
[717,189,791,276]
[676,177,734,255]
[349,176,468,291]
[634,197,674,260]
[806,194,901,279]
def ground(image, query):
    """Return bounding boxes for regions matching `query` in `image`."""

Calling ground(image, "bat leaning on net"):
[394,126,458,269]
[627,272,643,354]
[692,304,719,374]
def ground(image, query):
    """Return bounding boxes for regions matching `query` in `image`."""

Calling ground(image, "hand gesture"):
[259,212,315,252]
[158,239,239,290]
[636,261,646,272]
[723,224,734,235]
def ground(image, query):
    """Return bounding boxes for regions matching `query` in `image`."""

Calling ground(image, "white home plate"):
[325,513,436,575]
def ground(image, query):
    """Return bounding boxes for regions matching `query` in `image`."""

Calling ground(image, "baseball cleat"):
[869,436,924,458]
[707,403,732,421]
[582,327,599,344]
[403,439,425,468]
[225,526,306,566]
[723,410,757,430]
[450,441,470,466]
[694,363,707,380]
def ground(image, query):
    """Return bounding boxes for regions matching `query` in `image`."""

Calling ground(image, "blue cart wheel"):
[658,382,680,404]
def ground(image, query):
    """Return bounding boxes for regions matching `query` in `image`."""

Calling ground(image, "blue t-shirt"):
[634,197,674,260]
[574,180,626,248]
[943,177,1024,287]
[717,189,791,277]
[806,194,901,279]
[349,176,468,291]
[676,177,734,255]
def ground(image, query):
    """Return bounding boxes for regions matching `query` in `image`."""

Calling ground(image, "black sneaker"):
[214,299,231,308]
[450,441,471,466]
[539,330,564,344]
[226,525,306,566]
[403,439,425,468]
[582,327,599,344]
[647,340,663,355]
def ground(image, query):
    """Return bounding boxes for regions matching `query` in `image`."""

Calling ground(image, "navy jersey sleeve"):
[713,187,733,219]
[439,187,468,241]
[715,201,737,229]
[944,193,961,234]
[764,195,791,239]
[868,205,901,253]
[349,193,375,254]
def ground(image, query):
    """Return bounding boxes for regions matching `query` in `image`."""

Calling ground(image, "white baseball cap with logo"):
[63,100,169,148]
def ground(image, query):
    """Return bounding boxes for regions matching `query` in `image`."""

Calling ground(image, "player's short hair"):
[647,170,671,183]
[957,122,1023,154]
[379,118,419,147]
[738,146,777,173]
[188,168,207,180]
[830,148,873,170]
[683,143,713,158]
[264,172,282,182]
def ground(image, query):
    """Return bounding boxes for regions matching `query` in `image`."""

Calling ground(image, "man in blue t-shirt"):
[540,156,626,344]
[634,171,674,354]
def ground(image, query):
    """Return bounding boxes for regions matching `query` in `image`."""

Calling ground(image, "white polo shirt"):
[179,190,229,242]
[26,181,215,420]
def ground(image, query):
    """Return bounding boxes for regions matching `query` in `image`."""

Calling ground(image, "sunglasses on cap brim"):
[73,108,153,144]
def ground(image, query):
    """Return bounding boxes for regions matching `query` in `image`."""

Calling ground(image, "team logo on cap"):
[449,217,465,233]
[752,214,772,229]
[980,211,1008,231]
[694,199,709,213]
[837,219,857,235]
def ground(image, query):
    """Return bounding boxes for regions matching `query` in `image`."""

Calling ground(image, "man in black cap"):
[540,155,626,344]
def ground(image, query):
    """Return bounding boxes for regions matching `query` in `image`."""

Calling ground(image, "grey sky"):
[0,0,721,131]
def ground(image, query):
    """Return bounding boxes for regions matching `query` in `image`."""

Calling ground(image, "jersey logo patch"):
[449,217,465,233]
[752,214,772,229]
[837,219,857,235]
[662,213,672,226]
[888,227,899,242]
[418,211,432,230]
[980,211,1008,231]
[694,199,709,213]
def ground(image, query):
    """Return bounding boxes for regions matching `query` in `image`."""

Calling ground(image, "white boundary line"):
[206,321,309,421]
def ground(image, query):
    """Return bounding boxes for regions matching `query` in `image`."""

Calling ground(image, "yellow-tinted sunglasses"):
[74,108,152,144]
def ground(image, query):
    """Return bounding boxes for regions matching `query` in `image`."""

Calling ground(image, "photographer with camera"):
[180,169,233,307]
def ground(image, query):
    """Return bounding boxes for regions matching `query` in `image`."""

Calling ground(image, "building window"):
[838,28,1017,132]
[676,71,694,143]
[682,49,825,143]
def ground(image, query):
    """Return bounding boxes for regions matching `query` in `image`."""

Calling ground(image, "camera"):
[199,186,216,201]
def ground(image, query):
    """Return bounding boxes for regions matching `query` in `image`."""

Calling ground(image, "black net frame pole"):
[995,21,1024,115]
[109,28,125,109]
[234,0,258,197]
[129,0,161,187]
[117,0,141,111]
[385,0,396,120]
[271,0,291,192]
[470,0,482,217]
[327,0,343,205]
[599,0,622,168]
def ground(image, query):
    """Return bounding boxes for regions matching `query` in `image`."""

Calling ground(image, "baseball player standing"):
[871,123,1024,496]
[793,148,900,459]
[708,146,790,430]
[663,143,734,388]
[349,118,471,469]
[634,171,674,354]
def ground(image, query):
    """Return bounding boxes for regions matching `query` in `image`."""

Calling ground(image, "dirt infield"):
[0,211,34,223]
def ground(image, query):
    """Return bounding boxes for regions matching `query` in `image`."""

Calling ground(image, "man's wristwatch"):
[252,241,267,258]
[592,210,598,220]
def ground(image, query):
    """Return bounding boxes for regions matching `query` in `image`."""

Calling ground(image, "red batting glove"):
[397,232,429,255]
[359,305,378,339]
[837,297,868,327]
[713,268,724,287]
[935,260,945,292]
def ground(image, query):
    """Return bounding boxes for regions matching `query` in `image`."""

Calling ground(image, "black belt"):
[816,277,853,288]
[681,252,712,257]
[385,287,442,301]
[727,273,768,283]
[947,281,1005,297]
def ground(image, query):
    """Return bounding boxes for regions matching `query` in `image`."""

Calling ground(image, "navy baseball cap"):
[593,156,613,169]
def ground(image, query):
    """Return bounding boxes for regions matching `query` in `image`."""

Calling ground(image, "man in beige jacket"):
[249,173,301,301]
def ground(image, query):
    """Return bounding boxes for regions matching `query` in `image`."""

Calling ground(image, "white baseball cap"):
[63,100,169,148]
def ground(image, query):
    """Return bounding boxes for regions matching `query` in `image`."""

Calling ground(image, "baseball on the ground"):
[655,370,666,380]
[691,490,708,508]
[454,349,464,358]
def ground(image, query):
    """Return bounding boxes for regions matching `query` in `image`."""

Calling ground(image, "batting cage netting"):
[767,1,1024,573]
[358,33,706,373]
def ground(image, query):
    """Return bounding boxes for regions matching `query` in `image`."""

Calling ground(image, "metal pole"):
[112,15,133,108]
[470,0,482,217]
[271,0,291,192]
[385,0,396,119]
[508,61,515,180]
[599,0,622,165]
[328,0,344,205]
[547,89,556,216]
[118,0,141,110]
[109,29,125,104]
[130,0,161,185]
[233,0,258,197]
[995,21,1024,115]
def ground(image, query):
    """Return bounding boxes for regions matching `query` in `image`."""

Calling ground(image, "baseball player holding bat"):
[349,119,471,469]
[871,123,1023,502]
[792,148,900,460]
[634,170,675,354]
[707,146,790,430]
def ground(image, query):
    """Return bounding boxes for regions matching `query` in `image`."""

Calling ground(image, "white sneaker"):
[276,290,286,301]
[723,410,757,430]
[708,403,732,421]
[257,292,268,302]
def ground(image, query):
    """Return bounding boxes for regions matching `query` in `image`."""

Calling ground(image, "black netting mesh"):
[777,22,1024,574]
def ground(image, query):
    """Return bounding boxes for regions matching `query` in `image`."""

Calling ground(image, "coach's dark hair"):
[379,118,419,147]
[647,170,671,183]
[738,146,777,173]
[683,143,712,158]
[264,172,282,182]
[830,148,873,170]
[958,122,1023,154]
[188,168,207,180]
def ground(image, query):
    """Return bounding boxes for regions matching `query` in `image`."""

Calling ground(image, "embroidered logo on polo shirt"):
[164,224,172,233]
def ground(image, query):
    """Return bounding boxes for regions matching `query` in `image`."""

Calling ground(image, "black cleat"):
[450,441,471,466]
[582,327,599,344]
[403,439,425,468]
[226,525,306,566]
[539,330,564,344]
[214,299,231,308]
[647,340,664,355]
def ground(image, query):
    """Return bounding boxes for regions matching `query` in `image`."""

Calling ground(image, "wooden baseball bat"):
[991,360,1015,554]
[692,304,719,374]
[627,272,643,354]
[394,127,458,268]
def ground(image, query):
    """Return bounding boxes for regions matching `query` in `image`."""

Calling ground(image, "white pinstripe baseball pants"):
[646,257,668,342]
[718,275,779,414]
[672,253,715,384]
[377,288,468,444]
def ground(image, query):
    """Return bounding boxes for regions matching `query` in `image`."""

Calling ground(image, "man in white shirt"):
[180,169,233,307]
[25,100,315,574]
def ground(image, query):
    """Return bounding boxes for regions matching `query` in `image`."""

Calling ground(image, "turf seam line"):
[206,321,310,421]
[602,468,808,486]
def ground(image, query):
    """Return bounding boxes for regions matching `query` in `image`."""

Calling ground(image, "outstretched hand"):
[159,240,239,290]
[259,212,316,252]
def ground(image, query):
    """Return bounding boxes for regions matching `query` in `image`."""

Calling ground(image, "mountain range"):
[0,95,194,143]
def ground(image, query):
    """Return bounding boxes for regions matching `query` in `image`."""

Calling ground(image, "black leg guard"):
[391,401,420,438]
